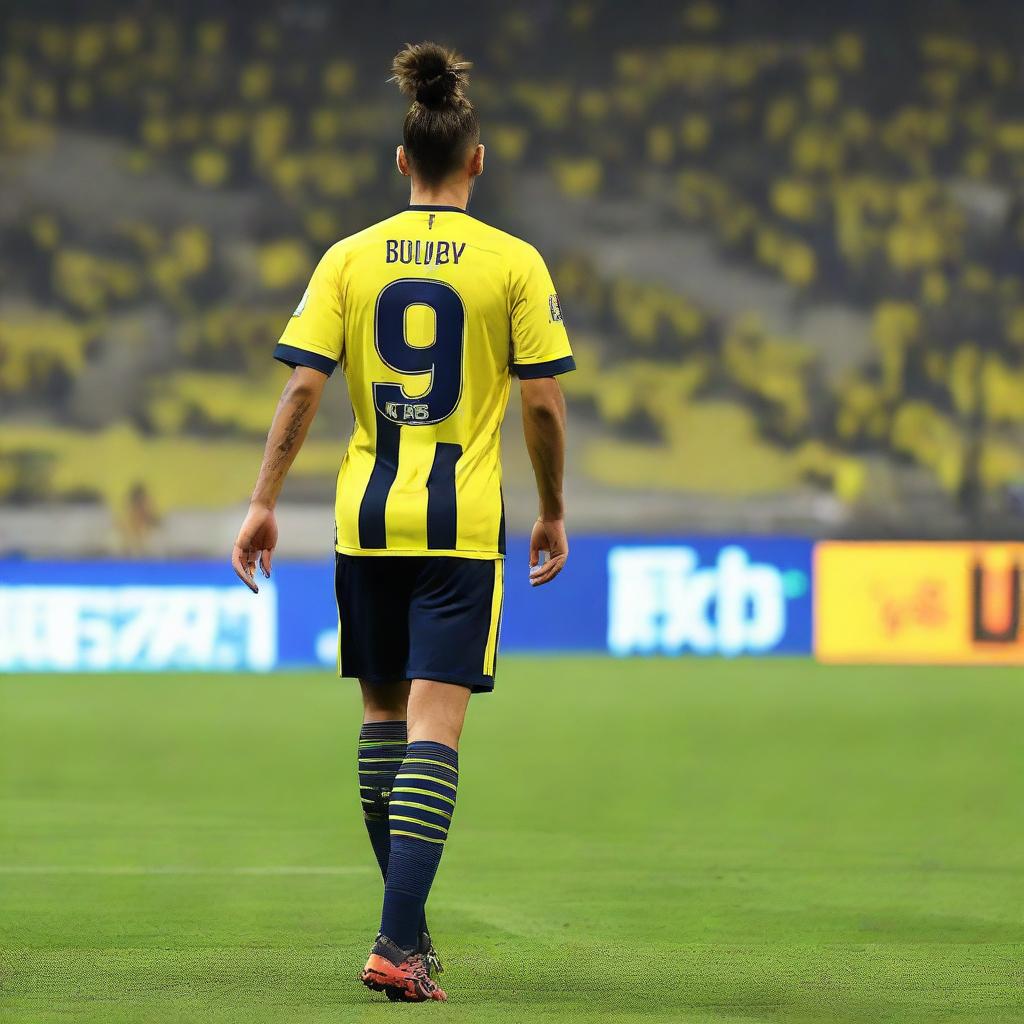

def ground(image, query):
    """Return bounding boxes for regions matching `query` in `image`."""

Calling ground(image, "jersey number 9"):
[373,279,465,425]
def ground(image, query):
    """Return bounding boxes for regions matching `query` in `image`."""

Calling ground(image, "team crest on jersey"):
[548,293,563,323]
[292,288,309,317]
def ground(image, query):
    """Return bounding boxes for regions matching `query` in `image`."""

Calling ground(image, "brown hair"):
[391,42,479,185]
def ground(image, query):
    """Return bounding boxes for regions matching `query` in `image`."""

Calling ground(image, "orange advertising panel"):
[815,542,1024,664]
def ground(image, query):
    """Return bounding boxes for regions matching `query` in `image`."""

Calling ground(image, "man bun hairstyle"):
[391,42,479,185]
[392,41,470,109]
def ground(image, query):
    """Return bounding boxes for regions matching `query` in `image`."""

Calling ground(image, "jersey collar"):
[406,204,467,213]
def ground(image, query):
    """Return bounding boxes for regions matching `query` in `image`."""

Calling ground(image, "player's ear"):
[469,143,484,178]
[396,145,411,177]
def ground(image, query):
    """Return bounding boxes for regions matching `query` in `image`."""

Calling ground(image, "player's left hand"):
[231,502,278,593]
[529,516,568,587]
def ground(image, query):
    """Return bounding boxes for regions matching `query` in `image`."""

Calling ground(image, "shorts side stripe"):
[335,588,343,676]
[482,559,504,676]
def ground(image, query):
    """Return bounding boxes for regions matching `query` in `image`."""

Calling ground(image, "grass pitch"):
[1,658,1022,1023]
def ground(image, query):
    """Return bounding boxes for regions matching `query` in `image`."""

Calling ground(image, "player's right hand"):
[529,517,568,587]
[231,502,278,594]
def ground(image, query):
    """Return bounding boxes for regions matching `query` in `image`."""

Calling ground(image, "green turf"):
[1,659,1022,1023]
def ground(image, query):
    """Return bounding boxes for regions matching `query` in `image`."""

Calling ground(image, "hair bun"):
[391,42,471,110]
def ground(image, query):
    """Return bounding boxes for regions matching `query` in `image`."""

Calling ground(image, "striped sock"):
[380,740,458,950]
[358,721,408,880]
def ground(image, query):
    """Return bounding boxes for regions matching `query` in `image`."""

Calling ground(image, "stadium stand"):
[2,1,1023,548]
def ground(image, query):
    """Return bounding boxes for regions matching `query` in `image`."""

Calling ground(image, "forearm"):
[250,369,324,509]
[521,386,567,520]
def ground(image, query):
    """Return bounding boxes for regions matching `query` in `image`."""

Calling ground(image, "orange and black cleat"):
[361,934,447,1002]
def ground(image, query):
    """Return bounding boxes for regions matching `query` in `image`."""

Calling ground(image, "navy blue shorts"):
[335,554,504,693]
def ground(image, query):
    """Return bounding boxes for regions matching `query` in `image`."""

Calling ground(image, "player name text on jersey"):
[385,239,466,266]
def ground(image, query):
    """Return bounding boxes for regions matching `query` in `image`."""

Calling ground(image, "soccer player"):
[230,42,574,1003]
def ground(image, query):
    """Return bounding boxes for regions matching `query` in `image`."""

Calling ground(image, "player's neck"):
[408,179,470,211]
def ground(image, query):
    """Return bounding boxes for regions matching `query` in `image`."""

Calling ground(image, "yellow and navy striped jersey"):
[274,206,574,559]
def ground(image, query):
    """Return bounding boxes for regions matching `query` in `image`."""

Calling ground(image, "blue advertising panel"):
[500,536,813,657]
[0,537,812,671]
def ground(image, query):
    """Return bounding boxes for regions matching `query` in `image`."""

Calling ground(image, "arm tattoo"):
[268,396,311,478]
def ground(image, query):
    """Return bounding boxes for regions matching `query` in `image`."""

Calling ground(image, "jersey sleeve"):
[509,244,575,379]
[273,246,344,376]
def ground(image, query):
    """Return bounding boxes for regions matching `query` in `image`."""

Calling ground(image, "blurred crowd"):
[2,0,1023,537]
